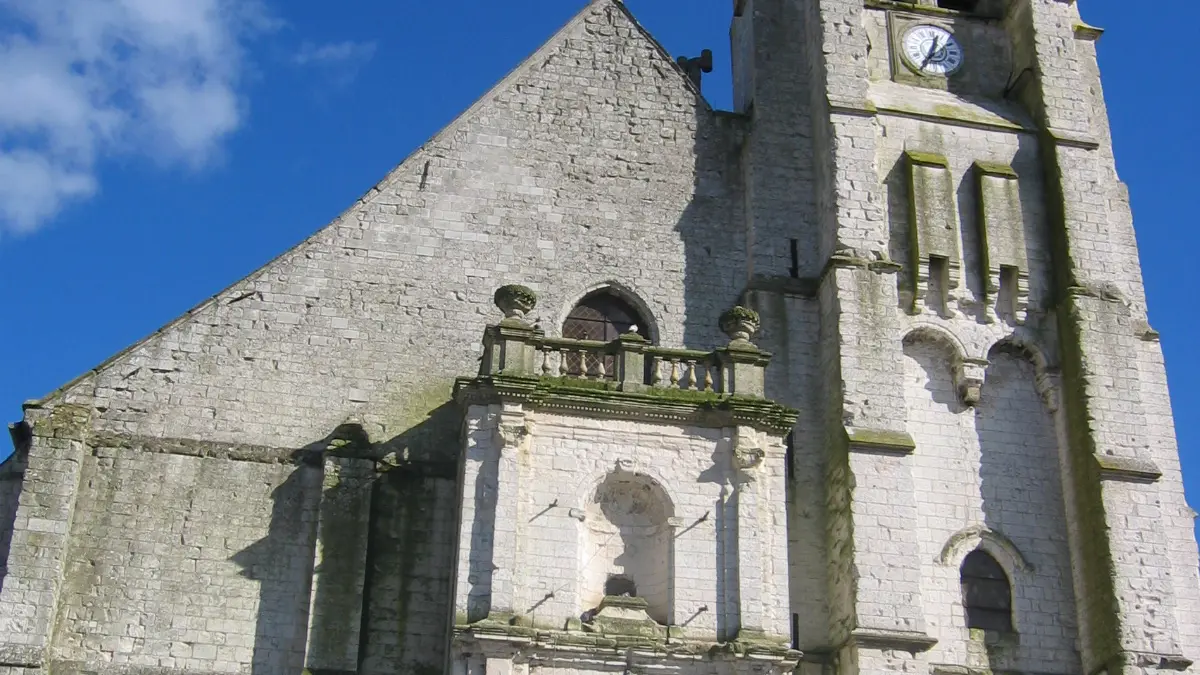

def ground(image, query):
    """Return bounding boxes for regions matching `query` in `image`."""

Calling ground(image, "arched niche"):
[580,470,674,624]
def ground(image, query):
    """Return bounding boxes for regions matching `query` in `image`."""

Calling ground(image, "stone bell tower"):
[449,286,800,674]
[733,1,1200,675]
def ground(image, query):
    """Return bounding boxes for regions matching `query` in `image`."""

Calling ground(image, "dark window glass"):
[961,550,1013,632]
[562,293,648,377]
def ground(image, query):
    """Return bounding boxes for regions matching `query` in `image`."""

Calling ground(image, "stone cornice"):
[453,623,801,669]
[454,375,798,434]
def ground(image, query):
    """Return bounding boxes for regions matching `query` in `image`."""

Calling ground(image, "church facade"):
[2,1,1196,674]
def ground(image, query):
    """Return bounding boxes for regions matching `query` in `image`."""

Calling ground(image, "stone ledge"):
[1094,455,1163,484]
[1073,22,1104,42]
[453,623,801,668]
[906,150,950,168]
[845,427,917,455]
[50,662,257,675]
[974,161,1019,179]
[454,375,798,434]
[1106,650,1194,672]
[1047,127,1101,150]
[846,627,937,652]
[0,644,43,668]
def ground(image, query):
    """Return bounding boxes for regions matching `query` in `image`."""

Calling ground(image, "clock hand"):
[922,37,940,67]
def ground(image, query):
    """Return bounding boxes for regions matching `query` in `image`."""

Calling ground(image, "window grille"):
[561,293,648,376]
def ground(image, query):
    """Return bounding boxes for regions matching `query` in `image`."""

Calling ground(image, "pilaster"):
[1020,1,1196,672]
[0,404,90,668]
[731,426,790,641]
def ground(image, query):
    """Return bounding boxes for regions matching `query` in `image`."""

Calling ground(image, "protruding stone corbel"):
[954,357,989,407]
[1035,369,1062,413]
[493,407,531,453]
[732,427,768,474]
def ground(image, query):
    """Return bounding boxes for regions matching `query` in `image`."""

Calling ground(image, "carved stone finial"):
[493,284,537,322]
[720,306,761,345]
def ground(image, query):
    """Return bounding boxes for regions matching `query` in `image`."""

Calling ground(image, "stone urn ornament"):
[494,284,538,324]
[720,306,760,345]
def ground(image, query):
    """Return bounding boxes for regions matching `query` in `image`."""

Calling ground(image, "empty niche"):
[581,471,674,624]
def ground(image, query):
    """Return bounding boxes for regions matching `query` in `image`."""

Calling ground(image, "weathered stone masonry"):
[1,1,1196,674]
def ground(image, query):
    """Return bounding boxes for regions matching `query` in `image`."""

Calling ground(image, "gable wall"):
[25,5,754,675]
[60,2,745,453]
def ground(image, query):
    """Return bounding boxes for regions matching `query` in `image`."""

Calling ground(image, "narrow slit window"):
[789,239,800,279]
[997,265,1019,319]
[961,550,1013,632]
[927,255,950,316]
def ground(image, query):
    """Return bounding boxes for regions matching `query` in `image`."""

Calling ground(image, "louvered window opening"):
[961,550,1013,632]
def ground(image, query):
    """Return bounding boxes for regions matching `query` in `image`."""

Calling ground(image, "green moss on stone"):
[845,427,917,453]
[905,150,950,168]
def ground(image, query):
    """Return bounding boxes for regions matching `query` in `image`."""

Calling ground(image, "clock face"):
[901,25,964,76]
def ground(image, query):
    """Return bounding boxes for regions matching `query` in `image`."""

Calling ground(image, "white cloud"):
[0,0,274,235]
[292,40,376,67]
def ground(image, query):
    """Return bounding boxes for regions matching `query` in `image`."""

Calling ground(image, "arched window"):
[562,292,650,377]
[563,292,648,342]
[961,550,1013,632]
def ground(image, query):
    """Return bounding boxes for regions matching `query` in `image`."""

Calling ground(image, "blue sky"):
[1,0,1196,509]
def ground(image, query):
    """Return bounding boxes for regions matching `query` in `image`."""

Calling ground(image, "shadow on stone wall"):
[676,102,747,353]
[230,456,321,675]
[974,344,1077,670]
[359,403,459,675]
[230,406,460,675]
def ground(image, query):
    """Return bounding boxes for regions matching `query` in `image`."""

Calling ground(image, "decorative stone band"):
[844,427,917,456]
[1094,455,1163,484]
[454,375,798,435]
[843,627,938,653]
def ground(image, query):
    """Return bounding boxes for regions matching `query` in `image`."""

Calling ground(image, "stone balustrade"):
[478,285,770,398]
